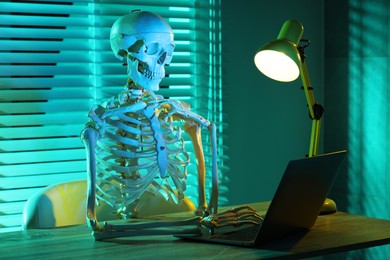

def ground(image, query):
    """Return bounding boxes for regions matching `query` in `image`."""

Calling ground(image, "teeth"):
[138,63,162,80]
[144,69,154,80]
[138,60,163,80]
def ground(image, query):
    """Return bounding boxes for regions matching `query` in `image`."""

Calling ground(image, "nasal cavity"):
[157,52,167,65]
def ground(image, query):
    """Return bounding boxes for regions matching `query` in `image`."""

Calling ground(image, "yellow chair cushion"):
[22,180,195,229]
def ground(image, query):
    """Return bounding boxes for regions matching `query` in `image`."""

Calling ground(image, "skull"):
[110,10,175,91]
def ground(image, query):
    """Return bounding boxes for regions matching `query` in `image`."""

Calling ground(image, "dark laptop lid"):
[254,150,347,245]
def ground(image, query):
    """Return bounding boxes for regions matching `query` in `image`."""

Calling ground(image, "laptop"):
[177,150,347,247]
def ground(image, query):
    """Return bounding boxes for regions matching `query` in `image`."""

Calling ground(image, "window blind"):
[0,0,225,233]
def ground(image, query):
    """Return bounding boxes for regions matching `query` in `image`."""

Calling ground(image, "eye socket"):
[128,39,144,54]
[157,52,167,65]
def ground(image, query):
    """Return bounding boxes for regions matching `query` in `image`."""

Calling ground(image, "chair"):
[22,179,195,229]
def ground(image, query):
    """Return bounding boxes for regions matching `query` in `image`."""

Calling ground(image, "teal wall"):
[324,0,390,258]
[222,0,324,205]
[325,0,390,220]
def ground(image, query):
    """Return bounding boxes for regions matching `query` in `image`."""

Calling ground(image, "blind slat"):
[0,28,93,39]
[0,101,90,114]
[99,0,195,7]
[0,40,92,51]
[0,202,25,215]
[0,137,83,152]
[0,112,87,126]
[2,172,85,189]
[0,77,92,88]
[0,53,93,63]
[0,65,92,76]
[0,89,92,101]
[0,2,91,15]
[97,5,195,18]
[0,149,85,164]
[0,161,86,177]
[0,214,23,228]
[0,188,42,203]
[0,15,93,27]
[0,125,84,139]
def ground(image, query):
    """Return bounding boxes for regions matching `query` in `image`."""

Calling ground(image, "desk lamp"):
[254,19,336,214]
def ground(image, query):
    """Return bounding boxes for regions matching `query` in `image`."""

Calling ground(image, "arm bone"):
[184,121,207,216]
[80,127,101,231]
[207,123,218,215]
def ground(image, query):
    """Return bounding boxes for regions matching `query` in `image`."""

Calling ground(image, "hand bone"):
[200,206,263,233]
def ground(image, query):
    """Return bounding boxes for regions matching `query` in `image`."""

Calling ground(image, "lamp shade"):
[254,19,304,82]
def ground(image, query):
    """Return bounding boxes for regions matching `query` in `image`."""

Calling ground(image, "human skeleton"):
[81,10,260,240]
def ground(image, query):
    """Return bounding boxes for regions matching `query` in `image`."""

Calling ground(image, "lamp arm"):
[299,56,324,157]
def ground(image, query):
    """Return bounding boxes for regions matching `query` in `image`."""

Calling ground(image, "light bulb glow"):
[254,50,299,82]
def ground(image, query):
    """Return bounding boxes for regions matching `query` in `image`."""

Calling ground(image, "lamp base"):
[320,198,337,215]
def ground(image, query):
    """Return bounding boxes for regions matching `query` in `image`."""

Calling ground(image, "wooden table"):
[1,202,390,259]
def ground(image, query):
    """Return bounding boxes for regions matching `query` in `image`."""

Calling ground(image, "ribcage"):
[94,104,190,217]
